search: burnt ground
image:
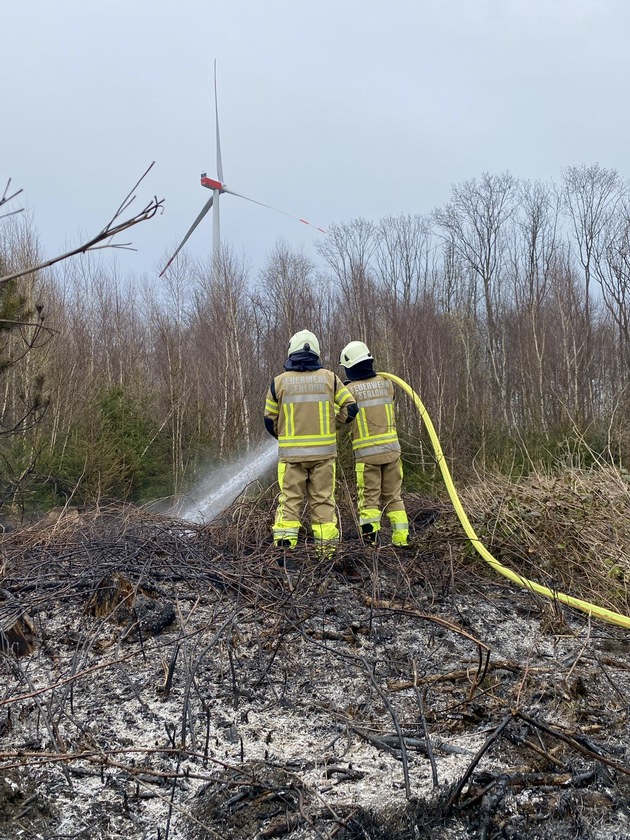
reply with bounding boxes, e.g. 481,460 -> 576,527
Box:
0,494 -> 629,840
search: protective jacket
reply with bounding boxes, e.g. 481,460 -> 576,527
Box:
264,354 -> 357,463
344,373 -> 401,465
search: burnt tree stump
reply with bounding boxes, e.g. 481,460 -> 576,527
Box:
0,589 -> 35,656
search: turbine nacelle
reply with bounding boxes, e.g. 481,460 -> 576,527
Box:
201,174 -> 225,193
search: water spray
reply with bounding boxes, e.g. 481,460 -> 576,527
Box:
178,438 -> 277,524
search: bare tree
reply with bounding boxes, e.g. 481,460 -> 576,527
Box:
593,196 -> 630,379
146,255 -> 197,492
253,241 -> 319,373
562,164 -> 622,420
0,164 -> 163,287
0,179 -> 24,220
434,172 -> 519,427
506,180 -> 561,432
375,213 -> 432,308
316,218 -> 379,340
192,249 -> 256,457
547,250 -> 587,427
374,213 -> 435,387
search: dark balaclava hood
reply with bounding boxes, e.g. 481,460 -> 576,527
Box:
284,350 -> 323,372
343,358 -> 377,381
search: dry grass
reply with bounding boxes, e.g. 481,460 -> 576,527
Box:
430,465 -> 630,618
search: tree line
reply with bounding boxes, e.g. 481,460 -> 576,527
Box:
2,163 -> 630,512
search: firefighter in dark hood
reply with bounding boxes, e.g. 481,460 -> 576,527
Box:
264,330 -> 358,559
340,340 -> 410,547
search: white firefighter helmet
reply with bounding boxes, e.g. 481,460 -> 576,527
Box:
288,329 -> 320,357
340,340 -> 373,368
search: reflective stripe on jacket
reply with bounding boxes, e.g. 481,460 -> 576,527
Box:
265,369 -> 356,462
345,375 -> 401,464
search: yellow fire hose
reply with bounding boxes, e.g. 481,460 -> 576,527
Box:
380,371 -> 630,630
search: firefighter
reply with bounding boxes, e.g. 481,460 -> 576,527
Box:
264,330 -> 358,558
339,340 -> 410,547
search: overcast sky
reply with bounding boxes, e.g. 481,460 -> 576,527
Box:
3,0 -> 630,281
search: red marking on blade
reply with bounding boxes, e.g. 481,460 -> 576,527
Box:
297,218 -> 327,233
201,176 -> 223,191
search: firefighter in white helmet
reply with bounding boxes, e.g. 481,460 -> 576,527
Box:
339,340 -> 410,547
264,330 -> 358,559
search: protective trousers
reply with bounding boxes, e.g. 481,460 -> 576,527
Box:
273,458 -> 339,558
355,459 -> 409,546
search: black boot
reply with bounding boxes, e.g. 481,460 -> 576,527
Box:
361,524 -> 379,546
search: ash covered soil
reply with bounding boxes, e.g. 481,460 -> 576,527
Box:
1,495 -> 629,840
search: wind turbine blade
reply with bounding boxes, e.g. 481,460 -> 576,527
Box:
214,60 -> 224,184
159,195 -> 214,276
223,187 -> 327,233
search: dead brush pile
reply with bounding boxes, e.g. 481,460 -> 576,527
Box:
432,465 -> 630,618
0,474 -> 628,839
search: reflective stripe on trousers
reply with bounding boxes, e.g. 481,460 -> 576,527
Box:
273,458 -> 338,550
387,509 -> 410,546
355,459 -> 408,544
312,521 -> 339,558
356,463 -> 382,533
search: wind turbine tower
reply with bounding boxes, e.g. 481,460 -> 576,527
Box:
160,62 -> 325,277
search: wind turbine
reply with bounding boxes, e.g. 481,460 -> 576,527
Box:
160,62 -> 325,277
